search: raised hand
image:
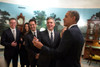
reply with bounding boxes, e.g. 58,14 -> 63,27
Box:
32,37 -> 43,49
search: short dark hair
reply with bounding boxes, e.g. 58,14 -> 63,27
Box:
9,18 -> 17,23
68,10 -> 80,23
29,18 -> 36,24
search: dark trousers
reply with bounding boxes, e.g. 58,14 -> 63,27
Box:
21,65 -> 29,67
30,65 -> 38,67
4,54 -> 18,67
49,60 -> 56,67
28,58 -> 38,67
29,62 -> 38,67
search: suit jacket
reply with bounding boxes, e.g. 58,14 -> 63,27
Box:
25,30 -> 41,65
38,30 -> 60,67
1,28 -> 21,56
41,25 -> 84,67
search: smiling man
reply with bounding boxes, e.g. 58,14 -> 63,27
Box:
37,17 -> 61,67
24,19 -> 41,67
1,18 -> 21,67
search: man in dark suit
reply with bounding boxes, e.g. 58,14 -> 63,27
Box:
37,17 -> 60,67
1,18 -> 21,67
33,10 -> 84,67
25,19 -> 41,67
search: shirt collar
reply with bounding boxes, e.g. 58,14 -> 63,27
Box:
31,30 -> 37,37
47,29 -> 54,33
10,28 -> 16,31
31,30 -> 37,33
68,24 -> 77,29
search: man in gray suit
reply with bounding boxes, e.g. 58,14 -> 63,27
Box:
33,10 -> 84,67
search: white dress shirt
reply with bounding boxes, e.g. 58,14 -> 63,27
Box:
47,29 -> 54,41
31,30 -> 37,37
10,28 -> 16,40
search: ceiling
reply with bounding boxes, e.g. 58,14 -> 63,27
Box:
0,0 -> 100,8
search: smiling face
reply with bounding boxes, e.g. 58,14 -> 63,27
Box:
29,21 -> 37,31
25,24 -> 29,32
9,19 -> 17,29
46,18 -> 55,31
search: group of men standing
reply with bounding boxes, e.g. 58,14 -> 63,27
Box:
0,10 -> 84,67
1,16 -> 60,67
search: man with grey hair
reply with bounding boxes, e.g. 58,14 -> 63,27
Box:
33,10 -> 84,67
37,17 -> 61,67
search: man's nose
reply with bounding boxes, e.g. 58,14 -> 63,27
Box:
31,25 -> 34,27
63,18 -> 65,20
48,23 -> 51,25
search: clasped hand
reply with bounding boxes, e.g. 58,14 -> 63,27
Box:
11,41 -> 17,47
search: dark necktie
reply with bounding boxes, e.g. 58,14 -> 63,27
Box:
33,32 -> 36,37
51,32 -> 53,44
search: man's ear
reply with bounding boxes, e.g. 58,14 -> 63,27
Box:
73,16 -> 76,20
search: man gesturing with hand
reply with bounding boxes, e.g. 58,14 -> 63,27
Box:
33,10 -> 84,67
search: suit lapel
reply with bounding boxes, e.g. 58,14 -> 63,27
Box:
16,29 -> 18,41
53,31 -> 57,44
37,30 -> 40,39
29,31 -> 34,40
52,31 -> 58,47
45,30 -> 51,45
8,28 -> 15,41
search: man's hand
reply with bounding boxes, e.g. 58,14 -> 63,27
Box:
35,53 -> 40,59
32,37 -> 43,49
20,38 -> 23,41
11,41 -> 17,47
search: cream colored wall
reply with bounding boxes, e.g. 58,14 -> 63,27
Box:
0,0 -> 100,8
